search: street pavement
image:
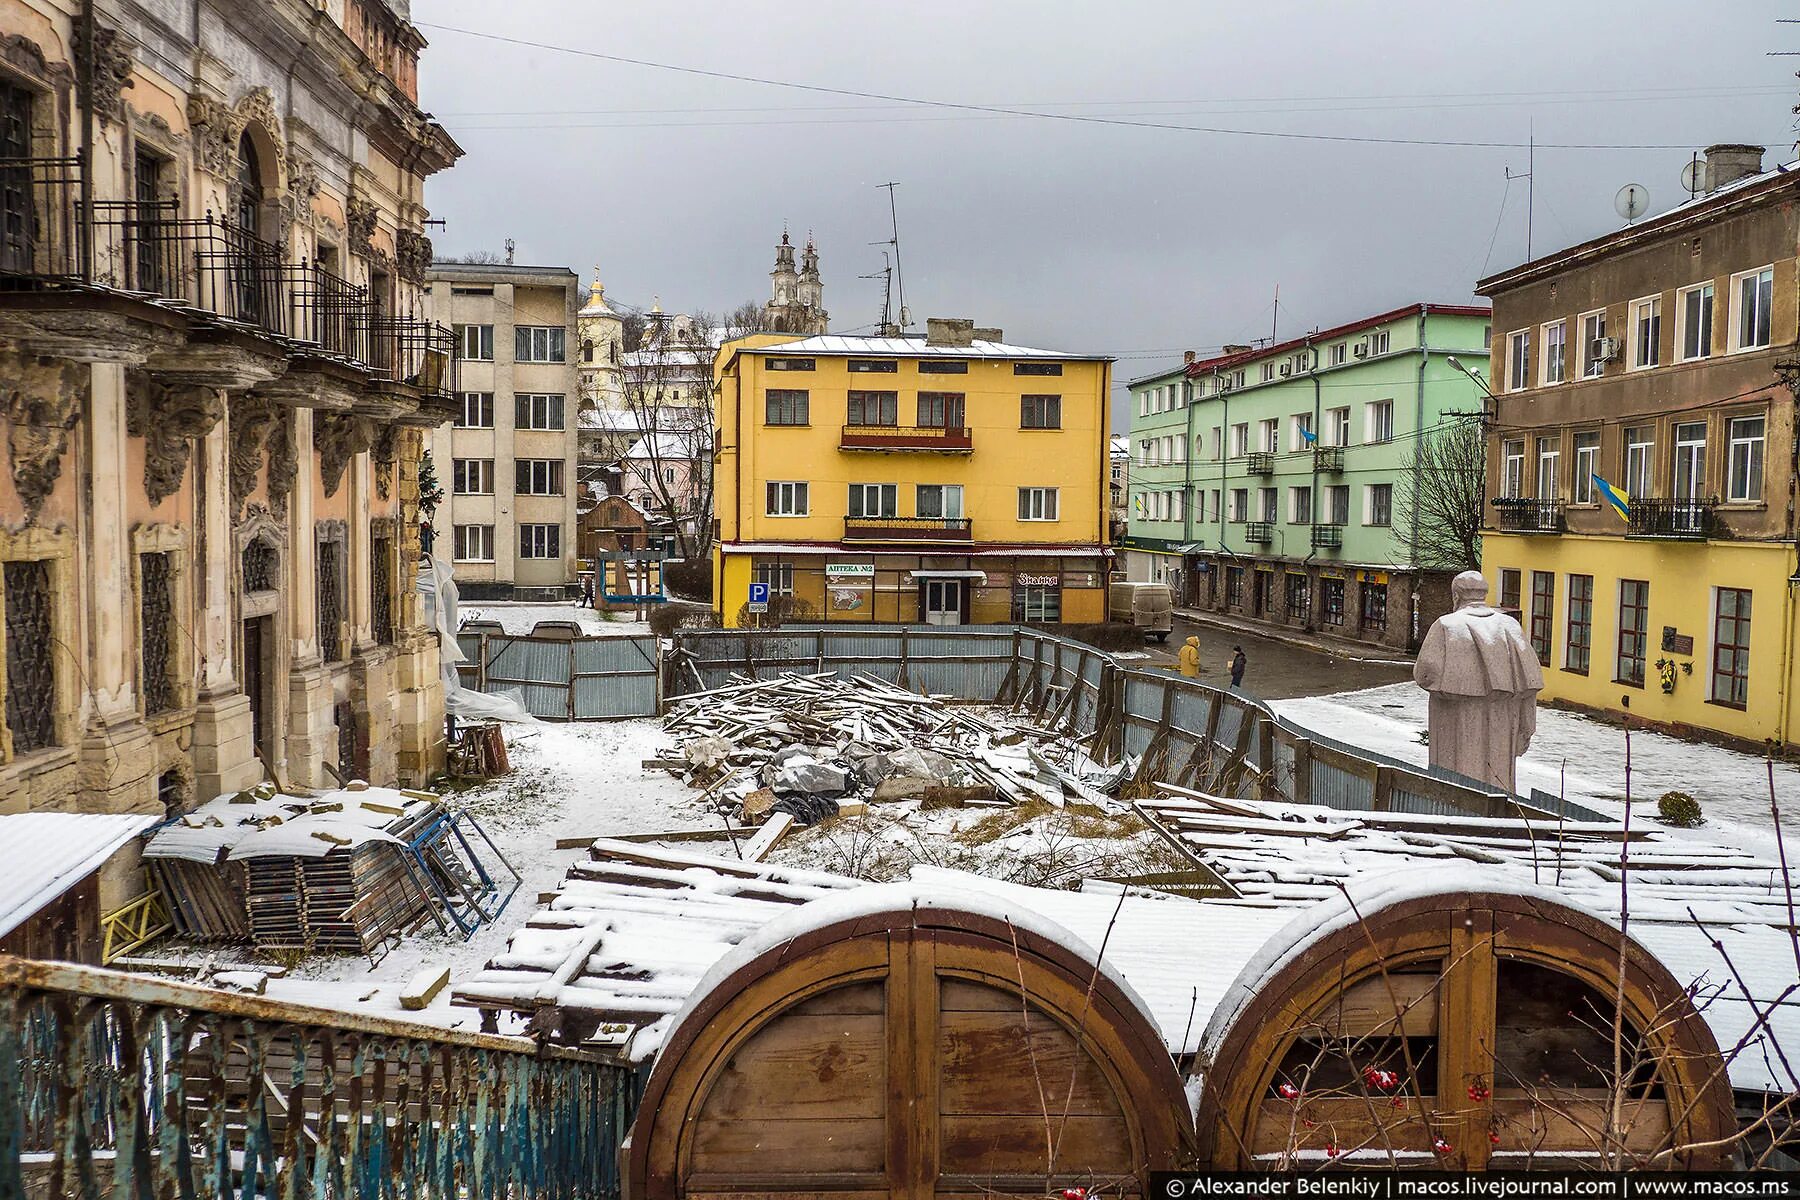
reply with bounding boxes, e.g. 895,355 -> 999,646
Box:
1127,614 -> 1413,701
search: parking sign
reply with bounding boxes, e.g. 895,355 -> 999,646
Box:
747,581 -> 770,613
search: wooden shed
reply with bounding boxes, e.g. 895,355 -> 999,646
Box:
624,886 -> 1194,1198
1193,883 -> 1736,1170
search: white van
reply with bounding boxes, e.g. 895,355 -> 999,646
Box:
1108,581 -> 1174,642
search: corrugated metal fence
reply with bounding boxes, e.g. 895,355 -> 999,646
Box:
456,632 -> 660,720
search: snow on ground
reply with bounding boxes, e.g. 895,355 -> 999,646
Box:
458,601 -> 651,638
1273,683 -> 1800,842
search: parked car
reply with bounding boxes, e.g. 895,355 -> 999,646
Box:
1108,581 -> 1173,642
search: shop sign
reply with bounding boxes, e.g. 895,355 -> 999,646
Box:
830,587 -> 866,611
1016,573 -> 1059,587
1321,567 -> 1347,579
1358,570 -> 1389,585
1254,563 -> 1277,573
826,562 -> 875,581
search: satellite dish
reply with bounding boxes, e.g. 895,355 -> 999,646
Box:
1680,157 -> 1709,197
1616,183 -> 1650,223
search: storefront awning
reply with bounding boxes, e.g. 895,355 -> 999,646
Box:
907,570 -> 988,582
1174,543 -> 1207,554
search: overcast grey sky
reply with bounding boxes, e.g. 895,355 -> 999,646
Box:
416,1 -> 1796,392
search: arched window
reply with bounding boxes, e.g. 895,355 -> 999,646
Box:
582,338 -> 594,363
234,132 -> 263,235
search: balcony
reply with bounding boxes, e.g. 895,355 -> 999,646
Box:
1244,521 -> 1274,546
1491,497 -> 1566,534
843,516 -> 973,542
1627,497 -> 1717,540
839,423 -> 973,453
1310,523 -> 1343,549
1312,446 -> 1344,473
1245,451 -> 1275,474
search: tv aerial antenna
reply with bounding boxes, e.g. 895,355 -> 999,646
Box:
1506,123 -> 1535,258
874,182 -> 910,329
1680,153 -> 1709,199
1615,183 -> 1650,225
859,252 -> 894,331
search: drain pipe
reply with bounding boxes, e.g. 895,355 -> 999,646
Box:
1410,306 -> 1430,651
78,0 -> 95,279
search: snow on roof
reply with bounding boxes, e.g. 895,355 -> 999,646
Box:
744,333 -> 1109,361
0,812 -> 160,938
579,408 -> 645,432
143,786 -> 435,864
623,430 -> 710,461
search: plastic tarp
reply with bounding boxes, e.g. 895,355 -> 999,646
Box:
418,553 -> 538,724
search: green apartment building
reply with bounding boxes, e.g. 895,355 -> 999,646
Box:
1120,303 -> 1491,650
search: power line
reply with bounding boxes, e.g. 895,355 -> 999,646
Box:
416,22 -> 1748,151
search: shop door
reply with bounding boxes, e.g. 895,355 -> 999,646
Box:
923,579 -> 963,625
1252,571 -> 1270,617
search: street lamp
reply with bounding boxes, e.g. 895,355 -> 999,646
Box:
1446,356 -> 1498,420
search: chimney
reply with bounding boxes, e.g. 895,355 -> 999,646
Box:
1704,144 -> 1765,191
1223,343 -> 1252,354
1182,350 -> 1196,365
972,327 -> 1003,343
925,317 -> 974,348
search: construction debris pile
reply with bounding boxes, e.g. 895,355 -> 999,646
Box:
143,782 -> 521,962
657,672 -> 1130,843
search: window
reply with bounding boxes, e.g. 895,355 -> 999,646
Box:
1011,580 -> 1061,622
1360,582 -> 1387,630
1541,320 -> 1567,384
1507,330 -> 1530,391
514,393 -> 565,430
1727,415 -> 1765,502
848,390 -> 898,426
754,562 -> 795,595
1624,427 -> 1653,497
1711,587 -> 1752,708
1229,424 -> 1249,456
515,325 -> 566,363
452,458 -> 494,494
453,524 -> 494,562
1365,483 -> 1392,527
1259,487 -> 1278,522
370,532 -> 393,647
1258,418 -> 1278,453
1230,369 -> 1246,389
316,535 -> 345,664
919,360 -> 967,374
1020,394 -> 1062,428
1678,282 -> 1714,361
1326,485 -> 1349,525
581,338 -> 594,363
456,392 -> 494,428
1329,343 -> 1347,367
1731,267 -> 1774,351
1631,296 -> 1661,369
516,459 -> 564,496
1017,487 -> 1059,521
1499,569 -> 1521,611
1225,566 -> 1245,607
1535,436 -> 1560,500
848,359 -> 897,373
1207,490 -> 1220,521
1528,571 -> 1554,666
1672,421 -> 1706,500
1015,361 -> 1063,376
765,389 -> 809,425
1289,486 -> 1313,525
519,523 -> 562,559
1228,489 -> 1249,522
848,483 -> 898,518
1369,330 -> 1390,355
1285,573 -> 1310,620
1321,577 -> 1346,626
1616,579 -> 1649,686
1501,439 -> 1525,499
455,324 -> 494,361
1208,427 -> 1222,459
1366,400 -> 1393,444
917,392 -> 964,428
1580,309 -> 1608,377
765,480 -> 809,516
1326,407 -> 1351,447
1289,413 -> 1312,452
139,552 -> 175,716
915,484 -> 964,519
1137,390 -> 1151,417
1572,432 -> 1600,504
767,357 -> 815,371
1565,574 -> 1593,674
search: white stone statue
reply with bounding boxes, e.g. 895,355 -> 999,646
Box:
1412,570 -> 1544,794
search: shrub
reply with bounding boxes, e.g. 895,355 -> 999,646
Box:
649,599 -> 715,637
663,557 -> 713,601
1657,790 -> 1703,827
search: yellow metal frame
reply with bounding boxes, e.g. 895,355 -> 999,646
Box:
100,878 -> 173,963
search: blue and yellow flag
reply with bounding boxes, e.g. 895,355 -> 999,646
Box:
1592,474 -> 1630,521
1300,427 -> 1318,446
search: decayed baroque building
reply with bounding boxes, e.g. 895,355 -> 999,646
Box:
0,0 -> 461,820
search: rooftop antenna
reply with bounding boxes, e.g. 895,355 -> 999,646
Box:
1270,283 -> 1279,345
877,182 -> 910,329
1680,152 -> 1709,199
1615,182 -> 1650,225
859,251 -> 894,331
504,237 -> 515,265
1506,121 -> 1534,259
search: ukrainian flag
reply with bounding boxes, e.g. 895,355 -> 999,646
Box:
1592,474 -> 1631,521
1300,427 -> 1318,445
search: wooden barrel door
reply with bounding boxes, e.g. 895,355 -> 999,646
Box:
626,904 -> 1193,1199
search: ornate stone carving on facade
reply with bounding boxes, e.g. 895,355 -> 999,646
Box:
394,229 -> 432,285
72,21 -> 134,118
229,399 -> 279,516
125,373 -> 225,505
265,409 -> 297,510
186,94 -> 235,177
234,87 -> 284,171
3,356 -> 85,524
283,145 -> 320,236
315,413 -> 369,499
371,424 -> 398,500
346,194 -> 378,257
2,34 -> 71,90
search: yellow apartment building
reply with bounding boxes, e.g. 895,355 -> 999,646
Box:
713,319 -> 1113,626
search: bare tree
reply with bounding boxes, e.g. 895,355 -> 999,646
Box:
618,313 -> 717,561
1395,415 -> 1484,571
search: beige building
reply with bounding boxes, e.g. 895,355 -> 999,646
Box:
0,0 -> 459,831
426,263 -> 581,599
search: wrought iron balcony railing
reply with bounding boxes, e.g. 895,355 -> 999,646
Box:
368,312 -> 458,399
1627,497 -> 1717,540
1245,451 -> 1275,474
1491,497 -> 1566,533
839,423 -> 973,452
1310,523 -> 1343,549
1312,446 -> 1345,473
843,515 -> 973,541
288,258 -> 372,362
0,155 -> 83,285
1244,521 -> 1274,545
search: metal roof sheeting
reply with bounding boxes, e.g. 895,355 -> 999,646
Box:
0,812 -> 160,938
744,334 -> 1109,361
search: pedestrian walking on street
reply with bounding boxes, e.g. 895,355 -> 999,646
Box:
1229,645 -> 1247,690
1177,635 -> 1201,678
